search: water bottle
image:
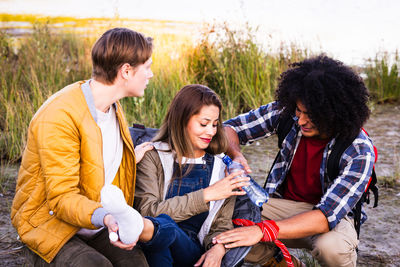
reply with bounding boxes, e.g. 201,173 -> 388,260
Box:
222,155 -> 269,207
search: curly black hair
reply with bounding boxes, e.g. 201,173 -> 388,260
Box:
276,54 -> 370,139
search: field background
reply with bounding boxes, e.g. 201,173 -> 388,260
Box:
1,10 -> 400,266
1,14 -> 400,162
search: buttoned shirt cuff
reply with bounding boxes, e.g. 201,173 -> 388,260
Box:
92,207 -> 108,228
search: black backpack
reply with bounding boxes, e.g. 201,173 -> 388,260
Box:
265,114 -> 378,238
129,123 -> 159,146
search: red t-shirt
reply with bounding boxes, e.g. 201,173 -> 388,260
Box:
282,136 -> 329,205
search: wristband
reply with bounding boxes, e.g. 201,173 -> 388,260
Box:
233,218 -> 294,267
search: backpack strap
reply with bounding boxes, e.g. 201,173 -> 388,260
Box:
367,168 -> 379,208
326,137 -> 354,181
328,129 -> 379,239
263,113 -> 294,188
361,128 -> 379,208
353,194 -> 364,240
329,130 -> 378,208
277,113 -> 295,149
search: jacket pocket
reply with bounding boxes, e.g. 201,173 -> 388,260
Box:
28,201 -> 54,228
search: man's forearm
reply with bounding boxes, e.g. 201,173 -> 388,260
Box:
224,126 -> 253,172
224,126 -> 242,158
276,209 -> 329,239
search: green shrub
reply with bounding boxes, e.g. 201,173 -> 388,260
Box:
364,51 -> 400,103
0,23 -> 92,161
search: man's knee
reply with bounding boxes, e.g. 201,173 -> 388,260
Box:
69,250 -> 113,267
312,228 -> 358,267
111,246 -> 148,267
59,236 -> 115,267
23,236 -> 114,267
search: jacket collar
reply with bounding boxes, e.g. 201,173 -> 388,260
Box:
81,79 -> 117,123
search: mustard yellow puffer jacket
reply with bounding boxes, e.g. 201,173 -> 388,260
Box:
10,81 -> 136,263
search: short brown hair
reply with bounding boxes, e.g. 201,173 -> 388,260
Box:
91,28 -> 153,84
154,84 -> 228,177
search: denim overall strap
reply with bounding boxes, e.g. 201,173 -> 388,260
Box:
165,153 -> 214,241
166,153 -> 213,197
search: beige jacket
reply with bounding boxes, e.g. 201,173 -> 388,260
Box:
134,148 -> 235,249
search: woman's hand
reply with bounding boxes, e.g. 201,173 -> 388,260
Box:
212,225 -> 263,248
194,243 -> 225,267
104,214 -> 138,250
203,170 -> 250,203
134,142 -> 154,163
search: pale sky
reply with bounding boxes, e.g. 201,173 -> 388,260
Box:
1,0 -> 400,65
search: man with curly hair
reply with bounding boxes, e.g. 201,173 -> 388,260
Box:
214,55 -> 375,267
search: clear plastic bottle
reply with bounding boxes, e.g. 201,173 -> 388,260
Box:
222,155 -> 269,207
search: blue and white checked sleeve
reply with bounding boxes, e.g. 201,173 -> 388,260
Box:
316,132 -> 375,229
224,101 -> 282,145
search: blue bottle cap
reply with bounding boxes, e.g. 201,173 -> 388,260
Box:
221,154 -> 232,165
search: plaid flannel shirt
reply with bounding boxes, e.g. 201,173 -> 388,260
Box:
224,101 -> 375,229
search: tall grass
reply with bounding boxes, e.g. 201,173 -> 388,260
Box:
0,23 -> 92,161
188,23 -> 308,116
364,51 -> 400,103
1,21 -> 400,163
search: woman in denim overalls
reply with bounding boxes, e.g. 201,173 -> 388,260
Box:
135,85 -> 250,267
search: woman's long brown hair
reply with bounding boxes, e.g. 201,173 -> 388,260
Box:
153,84 -> 228,178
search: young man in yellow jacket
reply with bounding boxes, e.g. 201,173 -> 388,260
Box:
11,28 -> 155,266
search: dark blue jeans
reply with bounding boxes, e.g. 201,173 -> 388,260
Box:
141,214 -> 204,267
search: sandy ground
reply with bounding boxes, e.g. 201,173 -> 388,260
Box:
0,104 -> 399,266
0,181 -> 25,266
357,104 -> 400,266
